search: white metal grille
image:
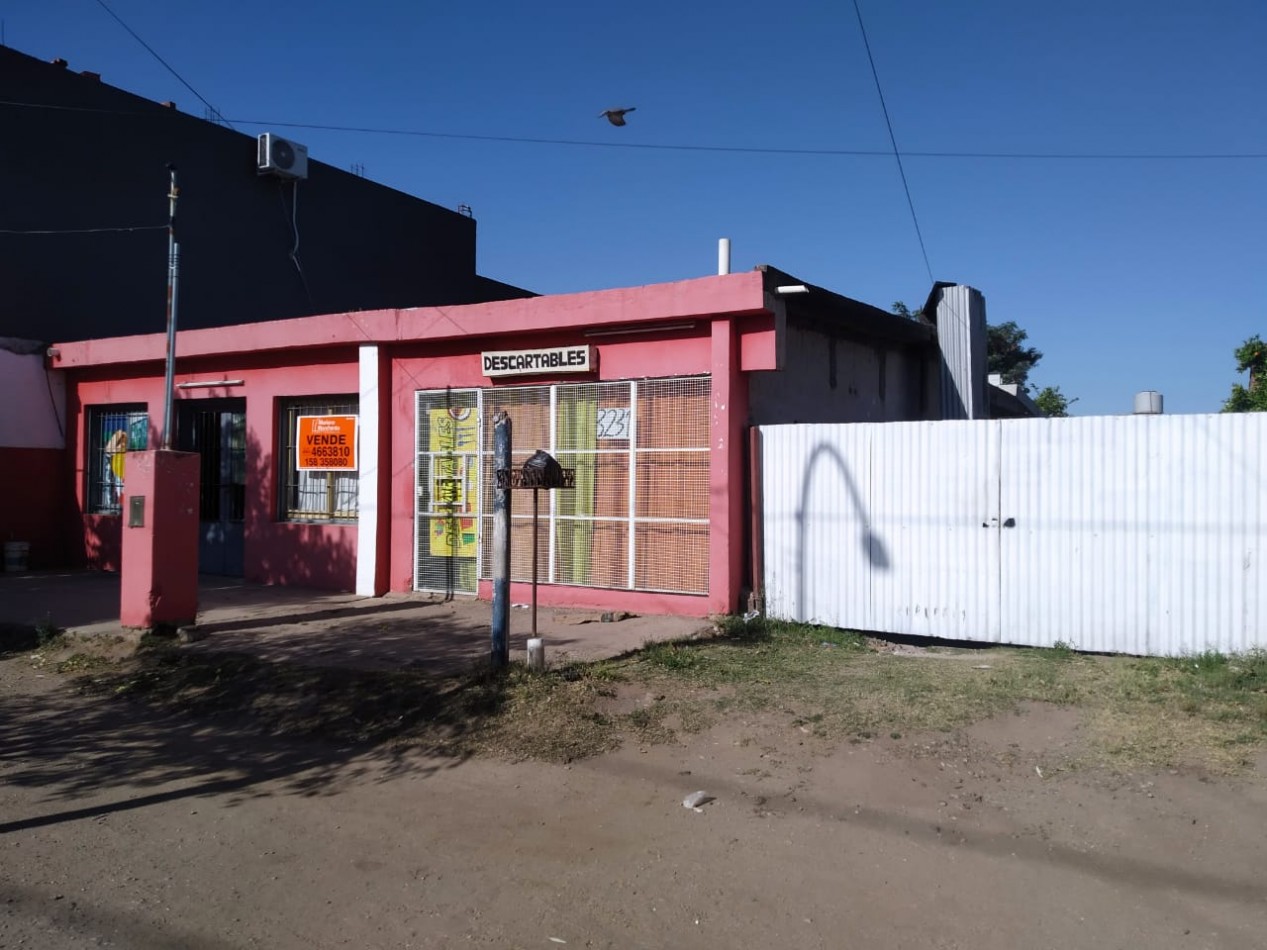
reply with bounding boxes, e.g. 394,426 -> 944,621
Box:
414,390 -> 482,595
413,377 -> 711,596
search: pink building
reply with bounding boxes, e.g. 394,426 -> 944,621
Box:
51,267 -> 938,617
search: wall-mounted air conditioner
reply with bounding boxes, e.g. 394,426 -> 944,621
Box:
257,133 -> 309,180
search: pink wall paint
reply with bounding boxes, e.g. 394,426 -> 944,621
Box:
709,318 -> 750,616
386,325 -> 725,601
119,450 -> 200,628
52,273 -> 769,369
69,356 -> 360,590
58,272 -> 777,614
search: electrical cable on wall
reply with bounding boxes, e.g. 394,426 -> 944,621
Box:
0,224 -> 166,234
277,180 -> 315,311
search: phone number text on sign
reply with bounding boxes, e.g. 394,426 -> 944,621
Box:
296,415 -> 359,471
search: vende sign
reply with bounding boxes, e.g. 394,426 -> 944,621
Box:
296,415 -> 358,471
481,345 -> 595,378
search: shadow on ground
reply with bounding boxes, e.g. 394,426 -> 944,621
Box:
0,646 -> 519,835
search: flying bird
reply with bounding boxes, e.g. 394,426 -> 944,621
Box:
599,107 -> 636,127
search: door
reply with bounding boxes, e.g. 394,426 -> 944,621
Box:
177,399 -> 247,576
414,390 -> 482,595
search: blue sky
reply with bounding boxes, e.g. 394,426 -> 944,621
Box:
5,0 -> 1265,415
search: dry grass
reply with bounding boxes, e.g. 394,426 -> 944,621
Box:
47,619 -> 1267,773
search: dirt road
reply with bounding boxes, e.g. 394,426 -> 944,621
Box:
2,655 -> 1264,950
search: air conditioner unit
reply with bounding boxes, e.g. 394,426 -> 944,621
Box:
257,133 -> 308,180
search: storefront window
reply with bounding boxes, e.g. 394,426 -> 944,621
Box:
413,376 -> 710,596
278,397 -> 359,522
86,405 -> 149,515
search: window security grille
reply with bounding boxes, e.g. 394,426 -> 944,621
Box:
86,405 -> 149,515
279,398 -> 358,522
413,377 -> 710,597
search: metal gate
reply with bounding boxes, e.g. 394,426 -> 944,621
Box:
415,390 -> 483,595
760,415 -> 1267,656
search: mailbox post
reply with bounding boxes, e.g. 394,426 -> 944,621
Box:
494,446 -> 576,641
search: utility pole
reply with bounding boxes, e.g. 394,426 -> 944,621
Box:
490,411 -> 512,668
160,165 -> 180,449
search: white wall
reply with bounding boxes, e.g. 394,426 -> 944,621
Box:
0,344 -> 65,449
760,413 -> 1267,657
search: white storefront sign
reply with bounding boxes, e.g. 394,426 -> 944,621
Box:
481,345 -> 595,378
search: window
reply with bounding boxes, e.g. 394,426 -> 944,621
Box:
412,376 -> 711,597
86,405 -> 149,515
279,397 -> 359,522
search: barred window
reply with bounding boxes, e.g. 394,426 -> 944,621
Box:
279,397 -> 359,522
86,405 -> 149,515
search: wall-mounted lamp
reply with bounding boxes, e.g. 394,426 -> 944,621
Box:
775,285 -> 810,295
176,379 -> 245,389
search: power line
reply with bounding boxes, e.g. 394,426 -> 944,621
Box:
0,224 -> 167,234
852,0 -> 933,285
1,98 -> 1265,161
91,0 -> 233,129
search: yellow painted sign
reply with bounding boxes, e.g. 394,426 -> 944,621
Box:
297,415 -> 358,471
430,515 -> 478,558
427,407 -> 478,558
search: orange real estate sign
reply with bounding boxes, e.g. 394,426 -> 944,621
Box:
296,415 -> 358,471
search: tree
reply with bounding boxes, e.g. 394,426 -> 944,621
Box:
985,321 -> 1042,388
892,302 -> 1073,416
1222,335 -> 1267,412
1034,385 -> 1076,418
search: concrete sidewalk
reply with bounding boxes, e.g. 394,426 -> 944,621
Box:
0,571 -> 712,672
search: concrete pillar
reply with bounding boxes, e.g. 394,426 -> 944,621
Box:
709,317 -> 747,615
356,344 -> 391,597
120,449 -> 200,630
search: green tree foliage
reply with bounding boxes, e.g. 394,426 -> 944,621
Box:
893,302 -> 1073,416
1034,385 -> 1076,418
986,321 -> 1043,387
1222,335 -> 1267,412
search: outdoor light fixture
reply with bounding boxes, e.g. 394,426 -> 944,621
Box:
584,321 -> 696,338
175,379 -> 245,389
775,285 -> 810,295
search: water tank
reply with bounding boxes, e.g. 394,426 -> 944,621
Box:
1133,391 -> 1164,415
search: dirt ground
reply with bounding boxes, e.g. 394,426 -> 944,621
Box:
2,647 -> 1265,950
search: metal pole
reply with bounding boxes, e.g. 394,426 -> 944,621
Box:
531,488 -> 539,637
160,165 -> 180,449
490,412 -> 512,668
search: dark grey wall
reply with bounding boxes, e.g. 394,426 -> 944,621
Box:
0,47 -> 521,343
749,320 -> 934,425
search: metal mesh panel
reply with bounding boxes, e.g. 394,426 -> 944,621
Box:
279,398 -> 357,522
633,377 -> 711,593
464,376 -> 710,596
86,405 -> 148,515
415,390 -> 482,595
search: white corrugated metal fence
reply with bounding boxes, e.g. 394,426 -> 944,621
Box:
759,414 -> 1266,656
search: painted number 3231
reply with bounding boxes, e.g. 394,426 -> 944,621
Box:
596,408 -> 631,440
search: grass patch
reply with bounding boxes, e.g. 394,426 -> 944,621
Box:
57,619 -> 1267,773
622,623 -> 1267,772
